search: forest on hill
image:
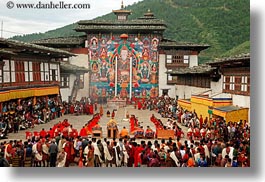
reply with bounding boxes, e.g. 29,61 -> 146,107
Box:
11,0 -> 250,63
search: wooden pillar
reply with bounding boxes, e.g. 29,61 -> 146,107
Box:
17,99 -> 21,106
33,97 -> 36,105
0,102 -> 2,114
45,96 -> 49,108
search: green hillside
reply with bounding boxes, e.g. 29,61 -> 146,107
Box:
221,41 -> 250,58
11,0 -> 250,62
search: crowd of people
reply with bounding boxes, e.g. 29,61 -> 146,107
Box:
0,96 -> 62,137
0,96 -> 98,139
0,94 -> 250,167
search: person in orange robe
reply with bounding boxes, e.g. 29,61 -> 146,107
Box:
120,126 -> 129,138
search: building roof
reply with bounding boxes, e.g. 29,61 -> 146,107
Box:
112,0 -> 132,15
207,53 -> 250,66
213,105 -> 248,112
112,9 -> 132,14
75,18 -> 167,33
60,62 -> 89,73
0,49 -> 16,55
31,36 -> 86,46
160,39 -> 210,51
166,65 -> 214,75
0,38 -> 75,58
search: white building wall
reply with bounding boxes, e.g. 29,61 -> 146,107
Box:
210,75 -> 223,94
189,55 -> 198,68
232,95 -> 250,108
159,54 -> 176,98
68,54 -> 89,100
175,85 -> 211,99
60,74 -> 76,102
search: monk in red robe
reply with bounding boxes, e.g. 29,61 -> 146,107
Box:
47,128 -> 54,138
70,104 -> 75,114
134,144 -> 144,167
130,116 -> 135,133
40,128 -> 47,139
79,126 -> 87,137
4,140 -> 13,163
63,139 -> 71,167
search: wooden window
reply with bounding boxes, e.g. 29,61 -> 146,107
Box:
32,62 -> 41,82
15,61 -> 25,83
166,55 -> 172,64
183,55 -> 189,64
60,75 -> 69,88
223,74 -> 250,95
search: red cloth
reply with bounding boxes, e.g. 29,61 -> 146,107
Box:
134,146 -> 144,167
70,105 -> 74,114
79,128 -> 87,137
130,117 -> 135,132
137,101 -> 142,110
40,130 -> 47,138
89,105 -> 94,114
47,130 -> 54,138
64,141 -> 71,160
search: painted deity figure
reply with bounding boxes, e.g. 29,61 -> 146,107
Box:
150,87 -> 158,98
91,62 -> 99,82
140,61 -> 150,83
100,61 -> 108,82
120,48 -> 130,70
120,88 -> 128,98
150,64 -> 157,84
151,38 -> 159,51
90,37 -> 98,50
142,48 -> 149,61
100,47 -> 108,60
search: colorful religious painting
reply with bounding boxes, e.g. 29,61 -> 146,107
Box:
100,47 -> 108,60
91,61 -> 100,82
150,86 -> 159,98
88,33 -> 160,99
139,61 -> 151,83
151,51 -> 158,62
120,87 -> 128,98
91,86 -> 99,100
99,60 -> 109,82
150,63 -> 158,84
100,38 -> 107,47
142,48 -> 150,61
151,38 -> 159,51
143,37 -> 150,49
90,37 -> 98,50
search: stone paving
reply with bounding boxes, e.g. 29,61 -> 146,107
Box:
1,104 -> 189,143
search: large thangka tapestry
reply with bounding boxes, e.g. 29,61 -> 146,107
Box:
89,34 -> 160,100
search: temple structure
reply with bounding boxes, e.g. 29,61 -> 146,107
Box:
33,3 -> 209,102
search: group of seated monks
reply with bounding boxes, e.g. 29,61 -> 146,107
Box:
79,113 -> 101,137
129,115 -> 155,139
27,119 -> 79,140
